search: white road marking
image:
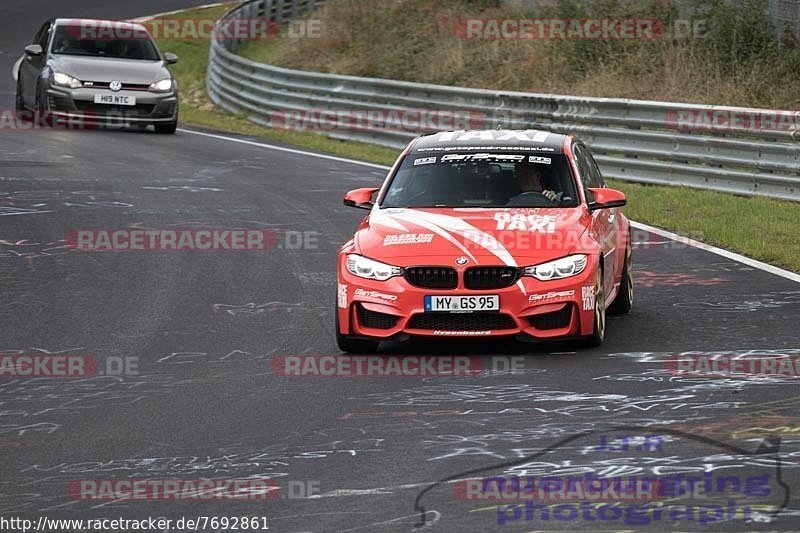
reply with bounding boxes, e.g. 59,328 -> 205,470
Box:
130,1 -> 232,22
630,221 -> 800,284
178,128 -> 800,283
178,128 -> 391,170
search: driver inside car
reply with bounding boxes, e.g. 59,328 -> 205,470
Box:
506,160 -> 559,205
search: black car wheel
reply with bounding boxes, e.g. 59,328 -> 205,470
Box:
15,77 -> 25,111
581,267 -> 606,347
34,85 -> 48,126
608,241 -> 633,315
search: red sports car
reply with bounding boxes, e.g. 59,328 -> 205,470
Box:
336,130 -> 632,352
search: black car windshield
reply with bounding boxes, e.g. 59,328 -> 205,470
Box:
380,152 -> 579,208
51,25 -> 161,60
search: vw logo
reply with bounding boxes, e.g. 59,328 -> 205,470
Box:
455,256 -> 468,265
109,80 -> 122,92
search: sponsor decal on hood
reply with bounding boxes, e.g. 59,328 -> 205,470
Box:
359,207 -> 588,264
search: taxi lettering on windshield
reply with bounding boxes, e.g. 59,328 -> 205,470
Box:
494,212 -> 557,233
434,130 -> 550,142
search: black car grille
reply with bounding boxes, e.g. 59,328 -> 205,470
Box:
74,102 -> 156,117
464,266 -> 521,289
48,95 -> 72,110
407,312 -> 516,331
83,81 -> 151,91
356,304 -> 399,330
527,305 -> 573,330
404,267 -> 458,289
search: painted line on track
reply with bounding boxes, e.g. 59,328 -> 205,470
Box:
178,128 -> 392,170
629,220 -> 800,284
179,127 -> 800,284
131,1 -> 234,22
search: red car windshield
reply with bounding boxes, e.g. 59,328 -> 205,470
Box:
381,152 -> 579,208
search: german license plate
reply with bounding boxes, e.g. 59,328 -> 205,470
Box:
424,295 -> 499,313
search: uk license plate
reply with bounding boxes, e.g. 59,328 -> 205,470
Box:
93,94 -> 135,106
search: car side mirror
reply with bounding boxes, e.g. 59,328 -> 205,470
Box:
343,187 -> 379,210
24,44 -> 43,56
587,187 -> 626,211
164,53 -> 179,64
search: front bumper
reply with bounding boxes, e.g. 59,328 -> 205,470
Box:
44,86 -> 178,126
337,257 -> 598,341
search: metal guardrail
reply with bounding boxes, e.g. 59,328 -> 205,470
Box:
207,0 -> 800,201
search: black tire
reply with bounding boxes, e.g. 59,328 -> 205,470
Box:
581,267 -> 606,347
154,120 -> 177,134
35,85 -> 48,126
608,243 -> 633,315
15,77 -> 25,111
335,304 -> 380,353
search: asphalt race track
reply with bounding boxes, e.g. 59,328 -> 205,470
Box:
1,2 -> 799,532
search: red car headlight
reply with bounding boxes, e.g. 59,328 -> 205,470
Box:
345,254 -> 403,281
523,254 -> 588,281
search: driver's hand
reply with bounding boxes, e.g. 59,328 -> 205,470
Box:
542,190 -> 558,201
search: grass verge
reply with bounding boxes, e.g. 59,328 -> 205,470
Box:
154,5 -> 800,273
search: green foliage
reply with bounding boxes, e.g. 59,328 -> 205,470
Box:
696,0 -> 778,67
552,0 -> 676,80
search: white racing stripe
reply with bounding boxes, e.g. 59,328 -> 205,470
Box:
369,211 -> 409,233
178,128 -> 800,284
382,210 -> 478,264
405,210 -> 518,266
387,209 -> 527,294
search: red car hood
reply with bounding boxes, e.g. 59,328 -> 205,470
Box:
355,207 -> 590,267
